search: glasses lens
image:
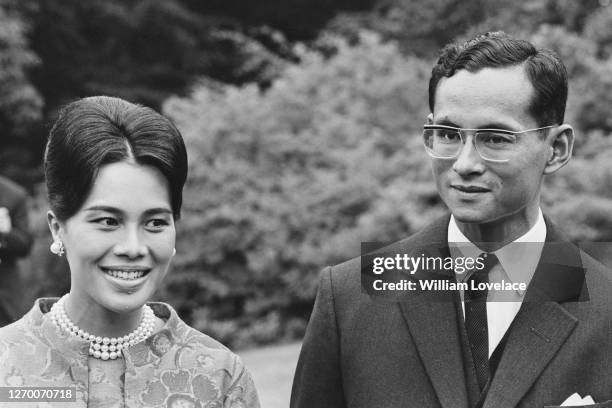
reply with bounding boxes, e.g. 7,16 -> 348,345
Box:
423,127 -> 462,158
475,131 -> 516,161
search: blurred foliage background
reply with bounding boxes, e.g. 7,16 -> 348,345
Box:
4,0 -> 612,348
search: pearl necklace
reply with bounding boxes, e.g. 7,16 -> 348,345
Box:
49,295 -> 155,360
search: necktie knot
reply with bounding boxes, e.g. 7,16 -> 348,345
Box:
479,252 -> 499,274
468,252 -> 499,283
466,253 -> 498,301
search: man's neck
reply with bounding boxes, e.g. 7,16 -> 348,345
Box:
454,207 -> 541,252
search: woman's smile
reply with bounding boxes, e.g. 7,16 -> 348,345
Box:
99,265 -> 152,281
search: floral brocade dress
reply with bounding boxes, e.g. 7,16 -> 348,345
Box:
0,298 -> 261,408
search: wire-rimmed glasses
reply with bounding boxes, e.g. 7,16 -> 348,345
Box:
423,124 -> 555,163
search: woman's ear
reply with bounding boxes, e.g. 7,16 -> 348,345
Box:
543,124 -> 574,175
426,113 -> 434,125
47,210 -> 62,241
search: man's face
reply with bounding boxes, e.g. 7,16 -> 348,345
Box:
431,65 -> 552,226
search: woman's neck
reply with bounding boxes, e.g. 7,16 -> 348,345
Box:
63,293 -> 144,338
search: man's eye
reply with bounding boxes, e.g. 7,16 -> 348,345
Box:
435,130 -> 460,142
480,132 -> 514,145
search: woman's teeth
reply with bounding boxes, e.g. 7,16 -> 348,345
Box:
105,270 -> 146,280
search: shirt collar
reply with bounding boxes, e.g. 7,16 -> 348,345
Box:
448,208 -> 547,295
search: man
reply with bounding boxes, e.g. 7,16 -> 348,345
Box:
291,32 -> 612,408
0,174 -> 33,326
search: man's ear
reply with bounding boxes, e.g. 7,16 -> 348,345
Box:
47,210 -> 62,241
543,124 -> 574,174
426,113 -> 434,125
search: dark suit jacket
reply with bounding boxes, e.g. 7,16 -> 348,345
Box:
291,215 -> 612,408
0,176 -> 33,323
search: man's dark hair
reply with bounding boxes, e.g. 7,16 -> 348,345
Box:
428,31 -> 568,126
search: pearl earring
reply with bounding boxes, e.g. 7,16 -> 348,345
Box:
172,248 -> 177,257
50,240 -> 65,256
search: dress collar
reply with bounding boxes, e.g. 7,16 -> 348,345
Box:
26,298 -> 183,364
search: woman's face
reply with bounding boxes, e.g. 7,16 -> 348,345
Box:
49,161 -> 176,314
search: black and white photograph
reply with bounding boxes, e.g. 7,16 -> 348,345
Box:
0,1 -> 611,407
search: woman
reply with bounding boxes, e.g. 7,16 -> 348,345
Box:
0,96 -> 260,407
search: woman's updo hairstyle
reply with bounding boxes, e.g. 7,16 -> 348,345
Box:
45,96 -> 188,221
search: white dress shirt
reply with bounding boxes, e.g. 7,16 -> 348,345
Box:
448,209 -> 546,357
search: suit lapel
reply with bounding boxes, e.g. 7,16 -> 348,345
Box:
400,294 -> 471,408
482,220 -> 585,408
396,216 -> 471,408
482,302 -> 577,408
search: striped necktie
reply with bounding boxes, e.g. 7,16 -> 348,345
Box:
465,252 -> 499,391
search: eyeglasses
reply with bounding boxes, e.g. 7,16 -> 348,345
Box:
423,124 -> 556,163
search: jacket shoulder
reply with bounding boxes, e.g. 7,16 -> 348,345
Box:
580,250 -> 612,308
129,314 -> 260,407
324,215 -> 450,296
163,310 -> 246,372
0,312 -> 34,342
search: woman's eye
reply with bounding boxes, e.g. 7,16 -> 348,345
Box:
145,219 -> 169,230
93,217 -> 119,227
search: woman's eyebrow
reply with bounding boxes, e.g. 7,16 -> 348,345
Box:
83,205 -> 121,214
142,208 -> 173,216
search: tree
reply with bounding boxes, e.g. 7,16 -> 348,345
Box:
531,24 -> 612,135
0,0 -> 43,180
328,0 -> 487,57
24,0 -> 289,114
178,0 -> 376,41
